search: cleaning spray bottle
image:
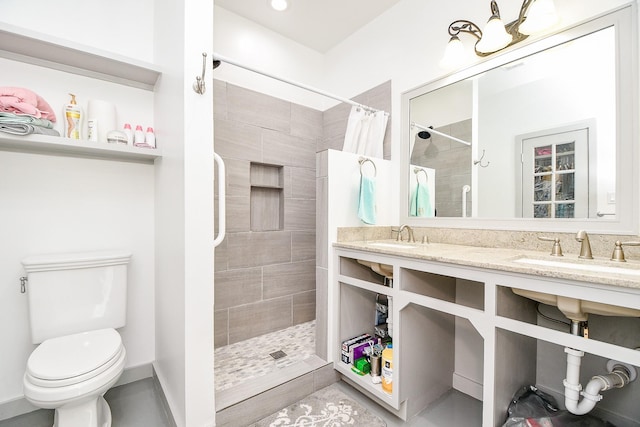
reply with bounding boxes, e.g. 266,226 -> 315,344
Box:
63,94 -> 83,139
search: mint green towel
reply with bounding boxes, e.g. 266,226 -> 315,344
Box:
358,175 -> 377,224
410,183 -> 433,217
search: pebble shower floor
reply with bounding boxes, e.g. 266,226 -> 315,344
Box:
214,320 -> 316,392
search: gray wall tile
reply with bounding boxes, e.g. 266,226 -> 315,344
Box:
214,118 -> 263,162
291,103 -> 323,141
215,267 -> 263,310
227,231 -> 292,269
213,80 -> 228,121
293,290 -> 316,325
263,260 -> 316,300
224,158 -> 250,198
263,129 -> 316,169
284,198 -> 316,231
315,267 -> 328,359
226,196 -> 251,233
291,231 -> 315,262
291,167 -> 316,199
215,309 -> 229,348
228,297 -> 292,344
227,84 -> 291,132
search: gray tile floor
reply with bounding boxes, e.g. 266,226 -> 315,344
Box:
0,377 -> 482,427
0,378 -> 173,427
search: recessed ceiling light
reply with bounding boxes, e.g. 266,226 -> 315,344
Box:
269,0 -> 289,12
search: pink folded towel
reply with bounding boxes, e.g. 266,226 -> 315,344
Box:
0,87 -> 57,122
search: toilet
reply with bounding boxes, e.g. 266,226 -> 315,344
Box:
21,250 -> 132,427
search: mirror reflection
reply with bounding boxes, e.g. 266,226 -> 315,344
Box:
409,25 -> 616,220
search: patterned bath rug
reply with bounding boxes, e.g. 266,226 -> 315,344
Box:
250,383 -> 387,427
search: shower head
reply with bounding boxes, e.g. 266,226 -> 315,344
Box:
417,129 -> 431,139
213,59 -> 221,70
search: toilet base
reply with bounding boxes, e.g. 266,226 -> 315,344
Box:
53,395 -> 112,427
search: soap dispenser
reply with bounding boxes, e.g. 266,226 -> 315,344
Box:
63,93 -> 83,139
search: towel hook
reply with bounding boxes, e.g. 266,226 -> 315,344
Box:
414,167 -> 428,184
193,52 -> 207,95
473,149 -> 490,168
358,157 -> 377,177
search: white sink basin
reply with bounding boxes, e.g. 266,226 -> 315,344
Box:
514,257 -> 640,277
368,242 -> 418,250
512,257 -> 640,321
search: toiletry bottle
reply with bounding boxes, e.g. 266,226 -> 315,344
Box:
381,343 -> 393,394
134,125 -> 145,147
123,123 -> 133,145
63,93 -> 83,139
145,127 -> 156,148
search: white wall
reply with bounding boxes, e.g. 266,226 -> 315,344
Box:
0,0 -> 154,61
213,6 -> 327,110
153,0 -> 215,426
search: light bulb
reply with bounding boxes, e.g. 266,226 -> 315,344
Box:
476,16 -> 512,54
440,36 -> 469,69
519,0 -> 558,35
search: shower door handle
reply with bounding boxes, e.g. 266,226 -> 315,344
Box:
213,152 -> 226,247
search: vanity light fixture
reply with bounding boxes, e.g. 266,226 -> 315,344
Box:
442,0 -> 558,67
269,0 -> 289,12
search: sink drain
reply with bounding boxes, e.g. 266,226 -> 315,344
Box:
269,350 -> 287,360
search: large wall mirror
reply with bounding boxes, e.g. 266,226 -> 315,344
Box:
401,5 -> 638,235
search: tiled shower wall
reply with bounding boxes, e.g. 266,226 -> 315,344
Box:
213,80 -> 321,347
410,118 -> 471,217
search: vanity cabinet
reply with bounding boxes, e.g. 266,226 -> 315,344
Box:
333,246 -> 640,426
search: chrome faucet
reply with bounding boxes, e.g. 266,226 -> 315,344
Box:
394,224 -> 416,243
575,230 -> 593,259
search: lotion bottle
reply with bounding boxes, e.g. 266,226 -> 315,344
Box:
63,93 -> 83,139
123,123 -> 133,145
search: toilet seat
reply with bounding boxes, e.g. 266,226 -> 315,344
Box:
26,328 -> 123,388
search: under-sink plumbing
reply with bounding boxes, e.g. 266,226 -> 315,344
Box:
562,320 -> 637,416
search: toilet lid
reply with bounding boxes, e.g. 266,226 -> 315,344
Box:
27,328 -> 122,381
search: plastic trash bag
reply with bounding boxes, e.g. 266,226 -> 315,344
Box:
502,385 -> 616,427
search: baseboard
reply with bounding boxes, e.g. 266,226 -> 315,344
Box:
0,363 -> 155,422
452,373 -> 484,401
0,396 -> 39,422
152,366 -> 178,427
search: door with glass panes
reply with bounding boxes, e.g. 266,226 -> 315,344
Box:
520,128 -> 589,218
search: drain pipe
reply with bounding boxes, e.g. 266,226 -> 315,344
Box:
563,321 -> 637,415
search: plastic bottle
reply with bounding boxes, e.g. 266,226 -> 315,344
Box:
123,123 -> 133,145
63,93 -> 83,139
381,343 -> 393,394
145,127 -> 156,148
134,125 -> 145,147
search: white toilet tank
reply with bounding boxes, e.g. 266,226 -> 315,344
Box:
22,250 -> 132,344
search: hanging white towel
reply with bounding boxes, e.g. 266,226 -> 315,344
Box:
342,106 -> 387,159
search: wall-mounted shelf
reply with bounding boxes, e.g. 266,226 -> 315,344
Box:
0,23 -> 161,90
0,133 -> 161,164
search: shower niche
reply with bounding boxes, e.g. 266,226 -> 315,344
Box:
250,162 -> 284,231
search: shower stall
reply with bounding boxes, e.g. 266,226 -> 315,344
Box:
210,56 -> 391,422
212,78 -> 322,413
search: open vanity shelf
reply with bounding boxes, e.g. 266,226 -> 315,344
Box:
333,246 -> 640,426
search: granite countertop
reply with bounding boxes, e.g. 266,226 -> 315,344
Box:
334,240 -> 640,291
